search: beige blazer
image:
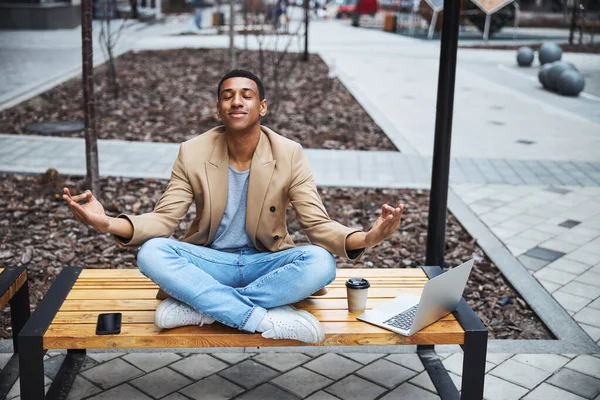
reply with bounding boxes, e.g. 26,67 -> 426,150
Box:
115,125 -> 364,260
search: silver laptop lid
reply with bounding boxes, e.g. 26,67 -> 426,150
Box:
408,259 -> 475,335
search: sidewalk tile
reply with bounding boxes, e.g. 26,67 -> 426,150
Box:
130,367 -> 192,398
539,279 -> 561,293
87,352 -> 125,363
81,358 -> 144,389
512,354 -> 570,373
505,237 -> 541,251
547,368 -> 600,398
442,353 -> 494,376
590,297 -> 600,309
122,352 -> 181,372
518,255 -> 550,272
409,371 -> 437,393
482,374 -> 528,400
271,367 -> 333,398
380,383 -> 440,400
522,383 -> 586,400
491,227 -> 518,240
86,384 -> 152,400
526,247 -> 566,262
546,259 -> 591,275
356,359 -> 416,389
489,359 -> 551,389
237,383 -> 299,400
565,355 -> 600,379
581,324 -> 600,341
534,267 -> 577,285
552,291 -> 592,312
565,250 -> 600,266
560,281 -> 600,299
304,354 -> 362,380
65,377 -> 102,400
160,393 -> 190,400
305,391 -> 340,400
179,374 -> 244,400
218,360 -> 279,389
252,353 -> 311,372
170,354 -> 228,380
385,353 -> 424,372
573,307 -> 600,328
580,242 -> 600,256
325,375 -> 386,400
212,353 -> 255,364
486,354 -> 514,365
575,271 -> 600,287
341,353 -> 386,365
540,240 -> 580,254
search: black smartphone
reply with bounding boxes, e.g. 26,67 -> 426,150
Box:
96,313 -> 122,335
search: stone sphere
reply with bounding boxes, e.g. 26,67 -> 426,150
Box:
538,62 -> 555,89
547,61 -> 577,91
539,43 -> 562,65
558,69 -> 585,96
517,47 -> 535,67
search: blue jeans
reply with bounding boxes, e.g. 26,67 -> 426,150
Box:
137,238 -> 337,333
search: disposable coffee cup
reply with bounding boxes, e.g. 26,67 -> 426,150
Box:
346,278 -> 370,312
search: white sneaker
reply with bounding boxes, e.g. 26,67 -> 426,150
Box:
154,297 -> 215,329
261,305 -> 325,344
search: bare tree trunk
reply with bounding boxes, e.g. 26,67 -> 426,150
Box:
81,0 -> 100,196
229,0 -> 236,70
303,0 -> 309,61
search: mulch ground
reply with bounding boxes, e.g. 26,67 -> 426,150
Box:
0,49 -> 396,151
0,171 -> 553,340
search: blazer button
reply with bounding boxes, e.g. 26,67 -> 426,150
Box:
273,235 -> 279,241
270,206 -> 276,212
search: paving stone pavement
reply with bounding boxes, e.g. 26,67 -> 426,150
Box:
3,351 -> 600,399
2,14 -> 600,400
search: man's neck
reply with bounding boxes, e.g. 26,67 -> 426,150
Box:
224,124 -> 261,170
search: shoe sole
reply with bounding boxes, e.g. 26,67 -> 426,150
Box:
292,307 -> 325,343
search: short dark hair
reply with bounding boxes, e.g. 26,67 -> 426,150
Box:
217,69 -> 265,101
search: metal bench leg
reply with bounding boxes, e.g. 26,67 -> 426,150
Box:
18,267 -> 83,400
19,334 -> 45,400
418,345 -> 460,400
460,329 -> 487,400
10,278 -> 31,353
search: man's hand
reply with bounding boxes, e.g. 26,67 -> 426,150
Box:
62,187 -> 110,233
364,203 -> 404,248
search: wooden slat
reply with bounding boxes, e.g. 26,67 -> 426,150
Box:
59,299 -> 161,311
52,309 -> 457,324
43,320 -> 464,349
0,268 -> 27,310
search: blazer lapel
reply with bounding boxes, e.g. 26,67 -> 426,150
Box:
206,133 -> 229,244
247,128 -> 276,246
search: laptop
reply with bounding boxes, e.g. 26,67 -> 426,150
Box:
357,259 -> 474,336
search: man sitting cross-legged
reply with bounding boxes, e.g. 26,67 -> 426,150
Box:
62,69 -> 404,344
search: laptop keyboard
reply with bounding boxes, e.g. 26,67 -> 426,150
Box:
383,304 -> 419,331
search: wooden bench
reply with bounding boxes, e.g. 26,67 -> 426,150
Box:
19,266 -> 487,400
0,266 -> 30,399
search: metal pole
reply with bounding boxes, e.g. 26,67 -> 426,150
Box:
81,0 -> 100,196
303,0 -> 309,61
425,0 -> 461,268
229,0 -> 236,70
